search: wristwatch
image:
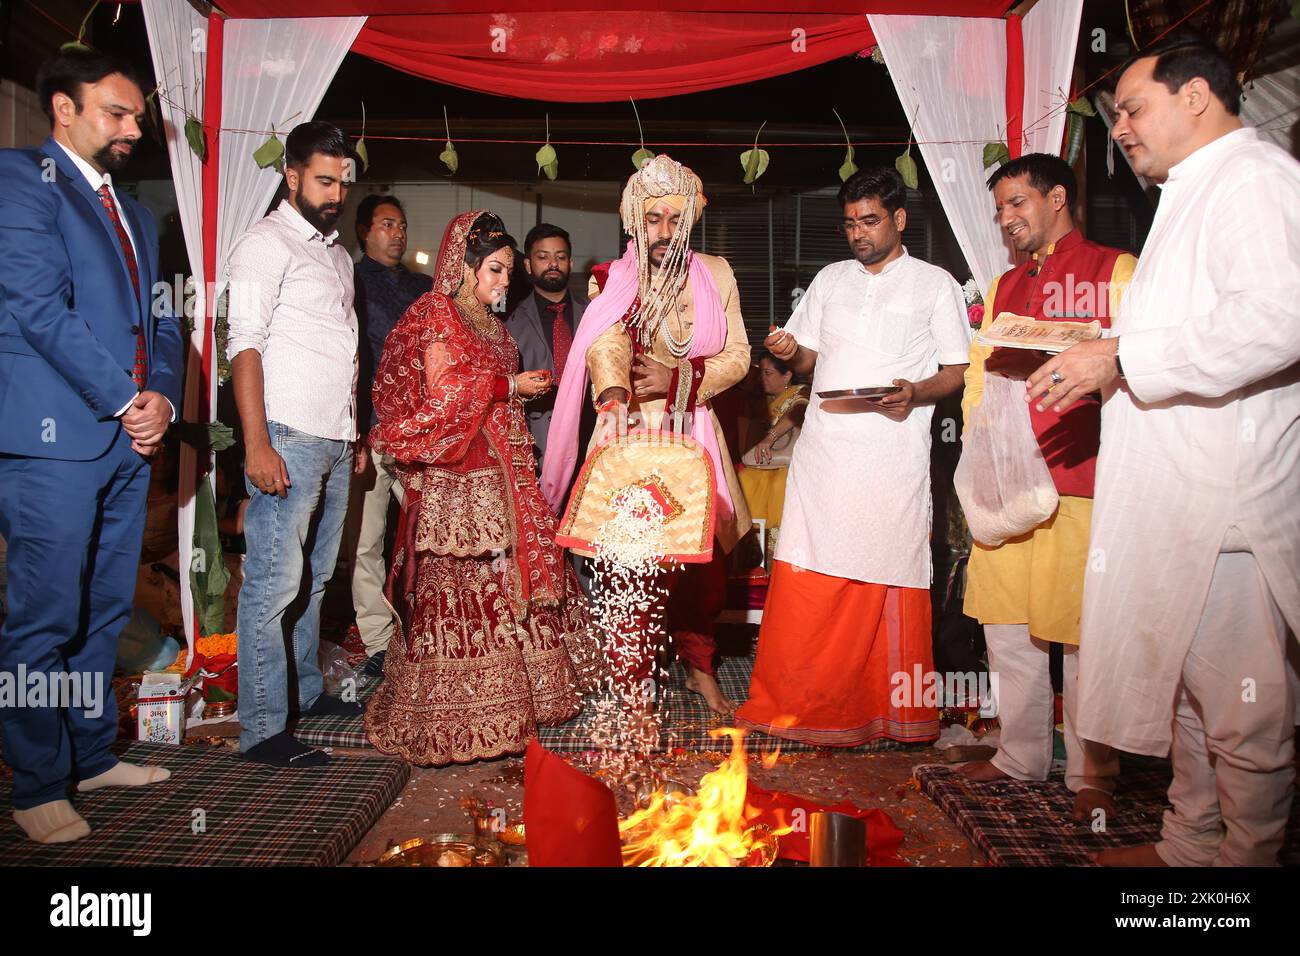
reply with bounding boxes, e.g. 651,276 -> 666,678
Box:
1114,338 -> 1126,380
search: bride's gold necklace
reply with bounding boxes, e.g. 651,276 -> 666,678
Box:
454,284 -> 503,343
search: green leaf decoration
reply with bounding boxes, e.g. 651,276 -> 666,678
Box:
184,114 -> 206,163
535,142 -> 557,176
440,106 -> 458,175
982,141 -> 1011,169
207,421 -> 235,453
832,108 -> 857,182
893,102 -> 920,188
440,140 -> 459,175
895,152 -> 919,189
1066,95 -> 1097,117
354,101 -> 369,173
190,478 -> 230,638
535,113 -> 559,179
839,146 -> 858,182
629,98 -> 654,170
253,133 -> 284,170
1065,113 -> 1085,167
62,2 -> 99,54
741,120 -> 770,186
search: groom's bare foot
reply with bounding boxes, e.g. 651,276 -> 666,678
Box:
1092,844 -> 1167,867
1071,787 -> 1117,822
685,669 -> 735,716
957,759 -> 1012,782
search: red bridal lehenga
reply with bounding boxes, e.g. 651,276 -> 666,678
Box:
363,210 -> 602,765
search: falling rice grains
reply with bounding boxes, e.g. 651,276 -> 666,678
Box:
584,483 -> 676,790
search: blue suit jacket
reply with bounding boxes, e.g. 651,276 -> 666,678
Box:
0,138 -> 184,460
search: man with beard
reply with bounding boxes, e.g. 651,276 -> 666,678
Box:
737,166 -> 969,747
0,49 -> 183,842
347,195 -> 431,675
227,122 -> 366,767
505,223 -> 593,487
542,156 -> 751,715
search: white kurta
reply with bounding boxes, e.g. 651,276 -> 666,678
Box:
1077,127 -> 1300,756
777,250 -> 971,588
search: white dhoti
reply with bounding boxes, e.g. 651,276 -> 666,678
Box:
985,624 -> 1119,793
1155,541 -> 1296,867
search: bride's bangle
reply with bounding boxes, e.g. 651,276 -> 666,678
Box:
507,375 -> 519,401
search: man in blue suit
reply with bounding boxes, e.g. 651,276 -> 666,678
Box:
0,49 -> 183,843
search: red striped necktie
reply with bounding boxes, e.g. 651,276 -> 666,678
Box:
548,300 -> 571,382
96,184 -> 148,390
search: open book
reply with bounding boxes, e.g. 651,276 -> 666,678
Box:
976,312 -> 1102,353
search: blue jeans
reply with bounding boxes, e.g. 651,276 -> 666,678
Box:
237,421 -> 352,751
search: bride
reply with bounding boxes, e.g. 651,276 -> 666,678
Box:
364,210 -> 601,765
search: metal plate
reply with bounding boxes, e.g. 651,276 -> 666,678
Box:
375,833 -> 506,867
816,386 -> 902,399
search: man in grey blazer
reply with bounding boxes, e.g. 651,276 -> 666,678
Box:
505,223 -> 595,495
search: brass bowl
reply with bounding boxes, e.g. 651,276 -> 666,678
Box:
375,833 -> 505,867
496,822 -> 527,846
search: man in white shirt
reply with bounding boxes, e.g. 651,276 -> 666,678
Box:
227,122 -> 366,767
1028,35 -> 1300,866
737,167 -> 971,747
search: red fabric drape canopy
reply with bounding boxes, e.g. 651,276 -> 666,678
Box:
214,2 -> 1015,102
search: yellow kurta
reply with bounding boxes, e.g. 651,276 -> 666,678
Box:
961,257 -> 1136,645
737,384 -> 808,528
585,252 -> 752,553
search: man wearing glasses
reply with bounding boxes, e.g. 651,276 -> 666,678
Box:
349,194 -> 432,676
738,166 -> 970,748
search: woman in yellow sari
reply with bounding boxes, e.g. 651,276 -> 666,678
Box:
738,353 -> 808,544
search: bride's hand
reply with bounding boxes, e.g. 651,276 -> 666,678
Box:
514,369 -> 552,399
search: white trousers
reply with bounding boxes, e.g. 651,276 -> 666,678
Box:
1156,546 -> 1296,867
985,623 -> 1119,793
349,451 -> 404,657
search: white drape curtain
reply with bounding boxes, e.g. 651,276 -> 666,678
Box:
215,17 -> 365,280
1021,0 -> 1084,156
142,3 -> 364,651
142,0 -> 210,654
1241,65 -> 1300,157
868,14 -> 1014,296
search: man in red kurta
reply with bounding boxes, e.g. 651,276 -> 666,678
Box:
960,153 -> 1135,820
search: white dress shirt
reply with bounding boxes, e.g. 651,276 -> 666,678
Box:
1077,126 -> 1300,755
777,249 -> 971,588
225,200 -> 358,441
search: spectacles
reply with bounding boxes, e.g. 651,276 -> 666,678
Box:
839,217 -> 885,236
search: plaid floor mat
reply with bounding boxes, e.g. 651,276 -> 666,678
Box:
915,762 -> 1300,866
0,740 -> 408,866
293,669 -> 382,749
294,652 -> 906,754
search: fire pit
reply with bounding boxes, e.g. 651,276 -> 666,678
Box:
619,729 -> 785,867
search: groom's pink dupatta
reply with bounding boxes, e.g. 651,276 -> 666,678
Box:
540,243 -> 736,524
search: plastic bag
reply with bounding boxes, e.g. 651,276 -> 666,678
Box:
954,373 -> 1059,547
319,639 -> 358,698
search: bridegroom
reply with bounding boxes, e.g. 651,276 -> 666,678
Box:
0,48 -> 183,843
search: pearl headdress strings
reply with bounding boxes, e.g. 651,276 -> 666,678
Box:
619,156 -> 702,352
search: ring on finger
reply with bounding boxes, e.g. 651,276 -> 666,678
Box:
1050,370 -> 1064,385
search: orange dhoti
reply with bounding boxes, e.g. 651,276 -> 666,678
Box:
737,560 -> 939,746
